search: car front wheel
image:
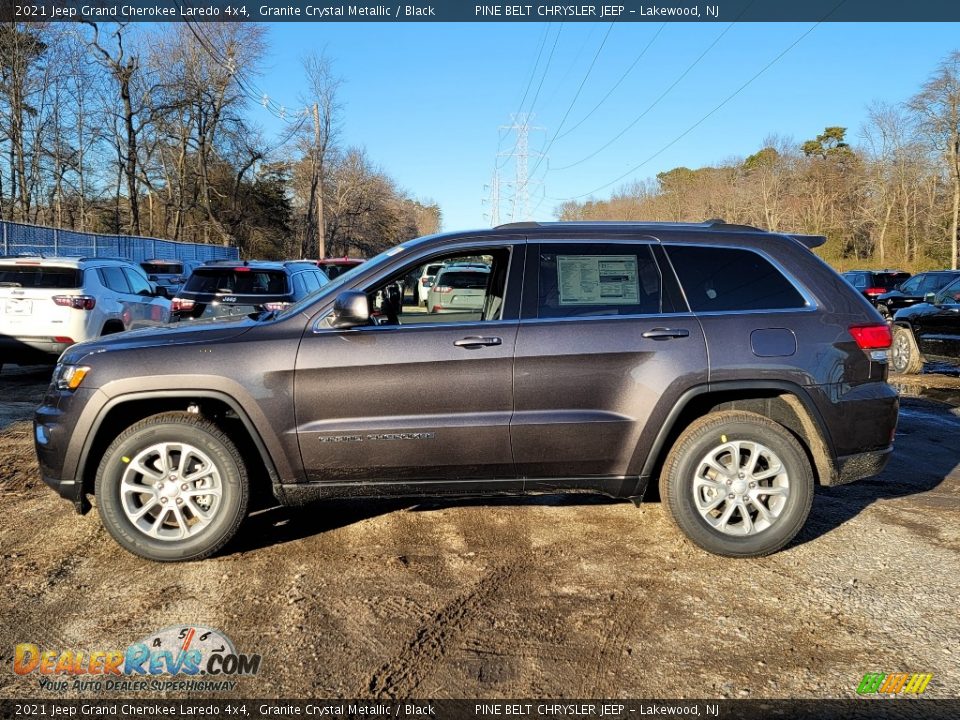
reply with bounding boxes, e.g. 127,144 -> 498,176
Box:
659,410 -> 814,558
95,412 -> 249,562
890,325 -> 923,374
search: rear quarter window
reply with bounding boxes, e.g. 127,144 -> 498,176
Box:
666,245 -> 807,312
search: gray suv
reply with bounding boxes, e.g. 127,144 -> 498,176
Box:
34,221 -> 898,561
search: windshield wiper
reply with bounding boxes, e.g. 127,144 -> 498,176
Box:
0,282 -> 23,287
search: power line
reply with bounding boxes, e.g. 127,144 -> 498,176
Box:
526,22 -> 615,182
556,23 -> 666,142
549,21 -> 738,173
554,21 -> 827,203
185,21 -> 305,124
497,24 -> 564,170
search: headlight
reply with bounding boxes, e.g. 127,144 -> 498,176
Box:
54,364 -> 91,391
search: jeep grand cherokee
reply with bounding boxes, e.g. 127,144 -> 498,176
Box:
34,221 -> 898,561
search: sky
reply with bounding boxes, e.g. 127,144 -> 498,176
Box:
244,22 -> 960,231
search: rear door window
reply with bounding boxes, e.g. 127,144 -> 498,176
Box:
0,265 -> 81,288
184,268 -> 288,295
534,244 -> 665,318
99,266 -> 131,293
666,245 -> 807,312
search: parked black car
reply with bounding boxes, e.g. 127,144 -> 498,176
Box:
171,260 -> 329,321
35,221 -> 898,562
890,275 -> 960,374
841,269 -> 911,309
874,270 -> 960,318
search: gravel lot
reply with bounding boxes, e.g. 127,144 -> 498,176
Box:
0,365 -> 958,700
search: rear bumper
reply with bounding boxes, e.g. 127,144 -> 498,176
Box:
0,335 -> 71,363
829,446 -> 893,486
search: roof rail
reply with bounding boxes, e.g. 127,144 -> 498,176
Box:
494,221 -> 542,230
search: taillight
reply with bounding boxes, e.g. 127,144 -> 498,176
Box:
849,324 -> 892,349
262,302 -> 290,312
52,295 -> 96,310
172,298 -> 195,313
865,287 -> 886,296
433,285 -> 452,294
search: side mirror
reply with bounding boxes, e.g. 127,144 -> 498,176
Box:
331,290 -> 370,328
924,292 -> 937,305
154,286 -> 170,299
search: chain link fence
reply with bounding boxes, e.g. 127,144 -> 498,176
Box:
0,221 -> 239,262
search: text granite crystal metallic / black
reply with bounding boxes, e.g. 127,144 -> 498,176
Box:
33,220 -> 899,562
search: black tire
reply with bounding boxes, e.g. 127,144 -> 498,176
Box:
890,325 -> 923,375
95,412 -> 249,562
659,410 -> 814,558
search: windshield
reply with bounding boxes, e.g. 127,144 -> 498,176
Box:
184,268 -> 288,295
141,262 -> 182,275
875,273 -> 910,289
936,277 -> 960,304
435,270 -> 490,289
274,244 -> 408,320
0,265 -> 81,288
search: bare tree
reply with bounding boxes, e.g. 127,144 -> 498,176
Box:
301,51 -> 341,259
910,50 -> 960,270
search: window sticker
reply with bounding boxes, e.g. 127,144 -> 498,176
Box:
557,255 -> 640,305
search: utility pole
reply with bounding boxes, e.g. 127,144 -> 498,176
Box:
497,113 -> 544,222
312,102 -> 326,259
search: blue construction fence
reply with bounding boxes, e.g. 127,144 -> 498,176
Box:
0,220 -> 239,262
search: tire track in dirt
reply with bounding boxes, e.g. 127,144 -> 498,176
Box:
363,563 -> 516,699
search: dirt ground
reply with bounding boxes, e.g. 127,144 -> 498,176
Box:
0,365 -> 958,701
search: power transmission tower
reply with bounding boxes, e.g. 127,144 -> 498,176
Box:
497,113 -> 544,222
485,169 -> 501,227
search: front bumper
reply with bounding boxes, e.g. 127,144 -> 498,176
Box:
34,387 -> 100,513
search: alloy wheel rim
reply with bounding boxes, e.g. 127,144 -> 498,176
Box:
692,439 -> 790,536
891,332 -> 909,371
119,442 -> 223,541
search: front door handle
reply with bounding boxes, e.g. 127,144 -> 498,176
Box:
454,336 -> 503,348
641,327 -> 690,340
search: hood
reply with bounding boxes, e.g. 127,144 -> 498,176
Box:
61,317 -> 258,365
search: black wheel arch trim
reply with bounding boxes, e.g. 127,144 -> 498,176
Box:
640,379 -> 837,481
76,390 -> 283,495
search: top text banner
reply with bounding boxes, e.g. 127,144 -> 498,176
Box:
5,0 -> 960,22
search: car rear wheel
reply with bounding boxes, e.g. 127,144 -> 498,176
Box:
95,412 -> 249,562
659,410 -> 814,558
890,326 -> 923,374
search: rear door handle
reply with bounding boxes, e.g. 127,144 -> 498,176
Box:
641,327 -> 690,340
454,336 -> 503,348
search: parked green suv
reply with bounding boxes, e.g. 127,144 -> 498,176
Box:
34,221 -> 898,561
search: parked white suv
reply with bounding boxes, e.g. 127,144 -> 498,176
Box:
0,256 -> 171,371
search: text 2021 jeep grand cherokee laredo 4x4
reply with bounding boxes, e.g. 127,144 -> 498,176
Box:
34,221 -> 899,562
